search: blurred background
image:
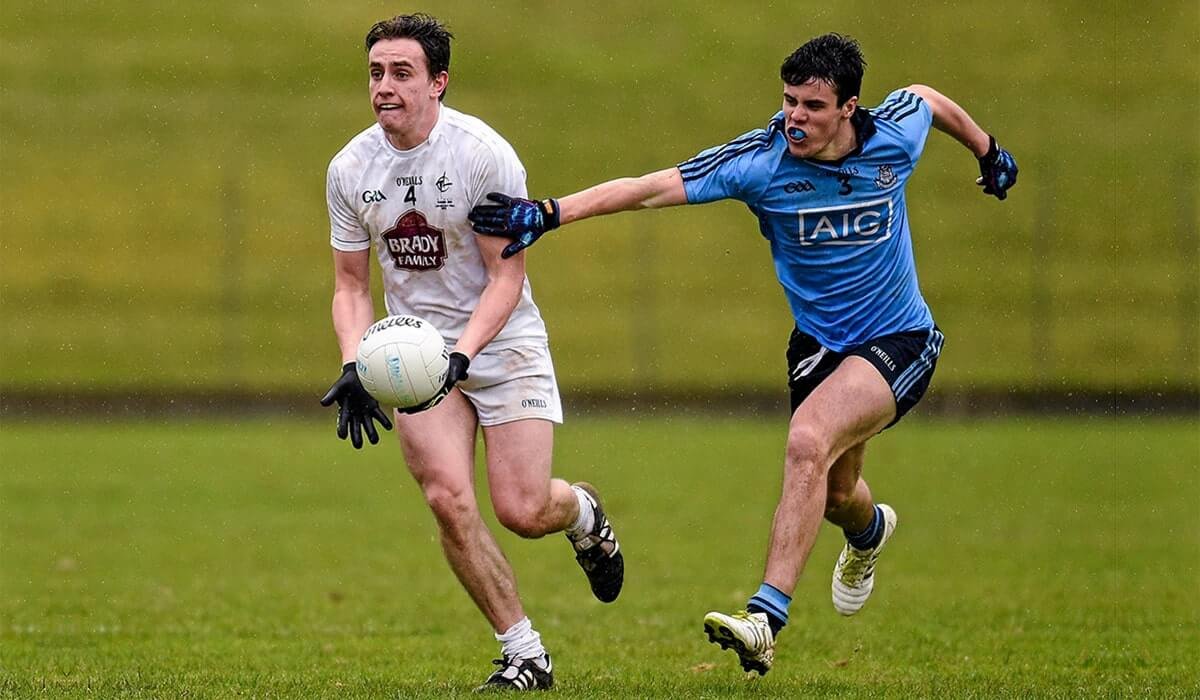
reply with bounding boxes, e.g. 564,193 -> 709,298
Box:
3,3 -> 1198,697
2,0 -> 1196,407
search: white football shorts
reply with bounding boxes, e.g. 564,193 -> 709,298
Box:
457,344 -> 563,426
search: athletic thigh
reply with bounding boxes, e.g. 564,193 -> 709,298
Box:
481,418 -> 554,509
458,345 -> 563,427
393,388 -> 479,493
848,326 -> 944,428
790,356 -> 896,463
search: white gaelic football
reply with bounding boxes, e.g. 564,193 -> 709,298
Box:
355,315 -> 449,408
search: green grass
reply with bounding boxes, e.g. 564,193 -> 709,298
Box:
2,416 -> 1197,698
1,1 -> 1197,394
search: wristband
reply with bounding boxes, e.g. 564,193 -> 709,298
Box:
539,198 -> 561,230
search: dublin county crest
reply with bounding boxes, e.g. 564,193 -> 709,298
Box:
874,164 -> 897,189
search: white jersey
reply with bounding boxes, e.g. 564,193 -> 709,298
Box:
327,105 -> 548,348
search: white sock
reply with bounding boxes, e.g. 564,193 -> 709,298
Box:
566,485 -> 595,538
495,616 -> 546,660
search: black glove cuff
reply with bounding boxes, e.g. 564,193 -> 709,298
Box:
539,198 -> 561,231
978,134 -> 999,164
448,351 -> 471,381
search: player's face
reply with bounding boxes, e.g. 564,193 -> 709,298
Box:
781,80 -> 857,160
368,38 -> 448,149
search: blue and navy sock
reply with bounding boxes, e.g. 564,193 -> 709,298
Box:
844,504 -> 885,550
746,582 -> 790,637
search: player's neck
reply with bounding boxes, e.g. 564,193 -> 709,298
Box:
809,121 -> 858,162
384,103 -> 442,151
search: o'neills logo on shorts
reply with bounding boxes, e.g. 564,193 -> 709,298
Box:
382,210 -> 446,271
521,398 -> 548,409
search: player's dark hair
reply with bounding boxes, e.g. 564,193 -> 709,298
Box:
780,34 -> 866,106
365,14 -> 453,101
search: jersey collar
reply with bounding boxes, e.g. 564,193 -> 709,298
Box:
382,103 -> 445,156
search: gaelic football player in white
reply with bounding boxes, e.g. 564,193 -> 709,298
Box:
318,14 -> 623,691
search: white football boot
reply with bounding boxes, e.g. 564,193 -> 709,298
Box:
831,503 -> 898,616
703,610 -> 775,675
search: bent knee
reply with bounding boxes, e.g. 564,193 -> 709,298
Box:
494,498 -> 553,539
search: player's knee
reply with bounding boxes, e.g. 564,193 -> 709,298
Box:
493,497 -> 551,539
785,424 -> 830,475
423,483 -> 477,535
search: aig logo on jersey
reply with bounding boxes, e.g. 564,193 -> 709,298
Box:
382,210 -> 447,271
795,197 -> 894,246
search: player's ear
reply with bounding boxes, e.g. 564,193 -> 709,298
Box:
842,96 -> 858,117
431,71 -> 449,100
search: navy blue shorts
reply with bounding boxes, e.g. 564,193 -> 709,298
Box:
786,326 -> 944,428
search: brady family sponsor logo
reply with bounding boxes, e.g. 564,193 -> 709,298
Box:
363,314 -> 425,339
794,197 -> 893,246
381,210 -> 447,270
521,398 -> 548,409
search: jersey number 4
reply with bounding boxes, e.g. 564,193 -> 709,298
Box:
403,185 -> 418,205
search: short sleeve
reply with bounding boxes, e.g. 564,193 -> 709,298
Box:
871,89 -> 933,164
463,138 -> 528,209
327,161 -> 370,252
678,117 -> 779,205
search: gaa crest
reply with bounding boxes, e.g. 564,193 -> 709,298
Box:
381,210 -> 447,271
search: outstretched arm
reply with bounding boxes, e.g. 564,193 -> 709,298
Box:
557,167 -> 687,224
469,167 -> 688,258
906,84 -> 1018,200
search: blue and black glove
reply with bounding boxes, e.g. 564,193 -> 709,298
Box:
399,351 -> 471,415
468,193 -> 561,259
976,135 -> 1018,200
320,362 -> 393,449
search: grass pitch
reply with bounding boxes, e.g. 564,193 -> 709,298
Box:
1,415 -> 1196,698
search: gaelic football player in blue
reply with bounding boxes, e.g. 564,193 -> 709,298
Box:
469,34 -> 1016,675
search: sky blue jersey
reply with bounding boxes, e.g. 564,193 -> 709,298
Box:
679,88 -> 935,352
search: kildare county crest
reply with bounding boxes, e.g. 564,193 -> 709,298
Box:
382,210 -> 447,271
874,164 -> 898,189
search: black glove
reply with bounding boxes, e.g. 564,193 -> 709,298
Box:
400,352 -> 471,415
319,362 -> 393,449
468,193 -> 561,259
976,135 -> 1018,200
